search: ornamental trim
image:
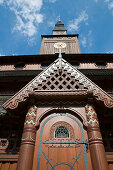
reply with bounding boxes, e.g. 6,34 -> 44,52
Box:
3,58 -> 113,109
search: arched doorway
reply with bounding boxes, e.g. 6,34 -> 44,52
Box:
33,111 -> 92,170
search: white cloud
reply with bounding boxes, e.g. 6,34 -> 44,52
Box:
81,37 -> 87,47
0,0 -> 43,37
49,0 -> 56,3
48,20 -> 55,27
104,0 -> 113,14
68,10 -> 88,32
80,30 -> 93,48
94,0 -> 98,3
0,0 -> 3,4
104,0 -> 109,2
0,0 -> 4,4
108,2 -> 113,9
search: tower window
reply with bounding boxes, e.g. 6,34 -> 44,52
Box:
95,62 -> 107,67
71,62 -> 80,67
55,126 -> 69,138
14,63 -> 25,69
41,62 -> 50,68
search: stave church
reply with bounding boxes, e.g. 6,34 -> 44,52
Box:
0,19 -> 113,170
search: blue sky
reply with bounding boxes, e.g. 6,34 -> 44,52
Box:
0,0 -> 113,56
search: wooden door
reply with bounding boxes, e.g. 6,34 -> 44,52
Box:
34,113 -> 92,170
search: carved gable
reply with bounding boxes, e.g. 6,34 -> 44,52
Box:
37,69 -> 87,91
3,58 -> 113,109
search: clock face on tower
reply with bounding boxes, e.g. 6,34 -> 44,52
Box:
54,42 -> 66,49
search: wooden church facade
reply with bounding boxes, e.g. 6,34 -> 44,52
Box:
0,20 -> 113,170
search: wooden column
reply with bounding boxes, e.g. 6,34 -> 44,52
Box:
85,104 -> 108,170
17,105 -> 37,170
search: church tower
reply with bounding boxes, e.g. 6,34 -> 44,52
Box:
0,19 -> 113,170
40,18 -> 81,54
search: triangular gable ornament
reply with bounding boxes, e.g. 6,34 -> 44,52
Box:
3,57 -> 113,109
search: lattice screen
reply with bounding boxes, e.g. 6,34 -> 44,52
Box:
37,70 -> 87,91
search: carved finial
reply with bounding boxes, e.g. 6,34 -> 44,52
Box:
58,49 -> 62,58
58,49 -> 62,73
59,16 -> 61,21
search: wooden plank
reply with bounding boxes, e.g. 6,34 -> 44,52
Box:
109,163 -> 113,170
106,152 -> 113,162
9,162 -> 17,170
0,163 -> 2,169
0,154 -> 18,162
1,162 -> 10,170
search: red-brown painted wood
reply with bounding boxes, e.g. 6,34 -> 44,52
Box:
16,106 -> 37,170
85,104 -> 109,170
108,163 -> 113,170
33,110 -> 93,170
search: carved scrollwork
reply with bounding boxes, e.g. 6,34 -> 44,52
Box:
3,58 -> 113,110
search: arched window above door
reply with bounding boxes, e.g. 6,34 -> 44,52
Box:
55,126 -> 69,138
50,121 -> 74,139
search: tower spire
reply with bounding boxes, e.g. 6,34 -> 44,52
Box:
53,18 -> 67,35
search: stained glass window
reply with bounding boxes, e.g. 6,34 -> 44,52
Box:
55,126 -> 69,138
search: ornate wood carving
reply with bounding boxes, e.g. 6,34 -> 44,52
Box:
36,107 -> 87,127
37,70 -> 86,91
17,105 -> 37,170
3,58 -> 113,110
21,106 -> 37,145
85,104 -> 108,170
86,106 -> 99,128
50,121 -> 74,138
85,104 -> 103,145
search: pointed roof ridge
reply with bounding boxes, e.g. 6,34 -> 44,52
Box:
3,58 -> 113,109
61,58 -> 113,104
53,19 -> 67,31
3,58 -> 60,109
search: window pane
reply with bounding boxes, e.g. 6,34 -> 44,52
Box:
55,126 -> 69,138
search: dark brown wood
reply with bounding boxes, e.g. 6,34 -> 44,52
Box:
16,106 -> 37,170
85,104 -> 109,170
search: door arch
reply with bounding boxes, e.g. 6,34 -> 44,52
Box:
36,113 -> 90,170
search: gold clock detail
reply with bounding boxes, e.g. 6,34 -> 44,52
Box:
54,42 -> 66,49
